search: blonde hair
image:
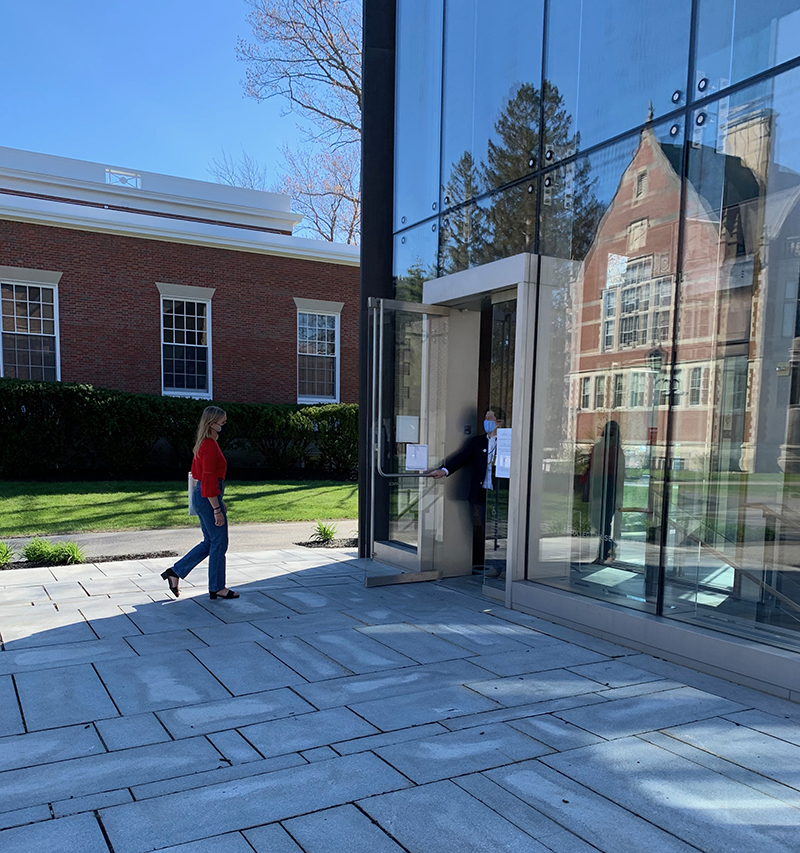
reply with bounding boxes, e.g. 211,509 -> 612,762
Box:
193,406 -> 226,457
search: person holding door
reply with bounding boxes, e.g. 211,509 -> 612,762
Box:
429,408 -> 502,571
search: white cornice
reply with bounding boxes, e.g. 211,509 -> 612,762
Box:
0,193 -> 360,267
0,168 -> 302,233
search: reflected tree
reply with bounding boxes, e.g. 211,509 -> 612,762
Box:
440,152 -> 490,274
439,80 -> 604,270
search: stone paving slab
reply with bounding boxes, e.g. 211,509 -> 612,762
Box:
156,687 -> 314,738
486,759 -> 698,852
0,674 -> 24,736
1,607 -> 97,649
639,730 -> 800,810
357,622 -> 476,663
0,804 -> 52,832
293,657 -> 491,710
95,711 -> 171,750
243,823 -> 304,853
468,643 -> 608,677
466,668 -> 602,707
191,641 -> 306,695
0,736 -> 222,814
300,627 -> 417,673
453,773 -> 601,853
2,543 -> 800,853
540,738 -> 800,852
553,685 -> 746,739
95,649 -> 232,714
332,721 -> 449,755
0,812 -> 110,853
359,779 -> 550,853
157,833 -> 256,853
349,683 -> 502,731
662,717 -> 800,789
0,637 -> 137,675
100,752 -> 413,853
283,804 -> 405,852
376,722 -> 553,783
0,722 -> 105,772
131,752 -> 306,800
257,634 -> 355,681
16,663 -> 119,730
240,706 -> 379,757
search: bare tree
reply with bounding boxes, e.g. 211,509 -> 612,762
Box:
208,148 -> 272,191
274,143 -> 360,243
211,0 -> 362,243
237,0 -> 362,146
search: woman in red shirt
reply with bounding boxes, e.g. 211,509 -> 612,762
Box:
161,406 -> 239,599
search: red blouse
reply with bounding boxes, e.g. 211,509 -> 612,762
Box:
191,438 -> 227,497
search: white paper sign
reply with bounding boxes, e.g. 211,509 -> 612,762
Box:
495,428 -> 512,478
405,443 -> 429,471
396,415 -> 419,443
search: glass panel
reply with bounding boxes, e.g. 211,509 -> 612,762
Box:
299,354 -> 335,399
483,299 -> 516,589
394,220 -> 439,302
394,0 -> 444,230
664,68 -> 800,644
440,182 -> 537,275
544,0 -> 691,160
529,119 -> 683,613
441,0 -> 544,207
376,307 -> 449,566
695,0 -> 800,97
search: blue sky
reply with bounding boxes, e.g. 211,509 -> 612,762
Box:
0,0 -> 301,185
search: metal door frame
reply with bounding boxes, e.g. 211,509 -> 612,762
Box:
366,297 -> 450,586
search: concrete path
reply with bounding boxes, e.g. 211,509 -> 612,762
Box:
6,519 -> 357,558
1,547 -> 800,852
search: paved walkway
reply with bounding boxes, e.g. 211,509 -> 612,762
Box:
1,546 -> 800,852
7,519 -> 356,558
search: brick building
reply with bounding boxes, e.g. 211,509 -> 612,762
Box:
0,146 -> 360,405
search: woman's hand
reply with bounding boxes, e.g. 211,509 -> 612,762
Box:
213,505 -> 226,526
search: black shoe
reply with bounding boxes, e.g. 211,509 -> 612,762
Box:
209,589 -> 239,600
161,568 -> 180,598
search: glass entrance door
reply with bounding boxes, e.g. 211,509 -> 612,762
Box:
482,297 -> 517,593
366,298 -> 450,586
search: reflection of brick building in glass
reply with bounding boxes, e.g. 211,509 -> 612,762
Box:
570,109 -> 796,478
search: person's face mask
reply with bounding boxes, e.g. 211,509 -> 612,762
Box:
484,419 -> 496,435
216,422 -> 227,434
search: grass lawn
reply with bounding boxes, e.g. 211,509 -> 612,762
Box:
1,480 -> 358,537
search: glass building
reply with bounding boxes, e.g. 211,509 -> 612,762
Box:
360,0 -> 800,700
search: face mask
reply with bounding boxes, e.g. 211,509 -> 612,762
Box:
216,423 -> 227,435
484,420 -> 496,435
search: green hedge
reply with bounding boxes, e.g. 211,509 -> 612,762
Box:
0,378 -> 358,479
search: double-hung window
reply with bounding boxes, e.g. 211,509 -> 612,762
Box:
295,298 -> 342,403
0,267 -> 61,381
157,283 -> 214,398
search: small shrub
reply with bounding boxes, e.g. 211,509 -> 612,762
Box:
310,521 -> 338,543
22,538 -> 87,565
22,537 -> 53,562
0,542 -> 15,567
52,542 -> 87,565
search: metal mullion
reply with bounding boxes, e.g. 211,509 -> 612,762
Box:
655,0 -> 701,617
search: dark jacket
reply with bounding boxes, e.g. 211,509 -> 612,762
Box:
444,434 -> 491,504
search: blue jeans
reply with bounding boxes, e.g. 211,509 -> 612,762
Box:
172,480 -> 228,592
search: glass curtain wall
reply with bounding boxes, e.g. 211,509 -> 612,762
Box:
392,0 -> 800,645
663,66 -> 800,641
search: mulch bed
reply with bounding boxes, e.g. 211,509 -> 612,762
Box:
1,551 -> 179,571
295,538 -> 358,549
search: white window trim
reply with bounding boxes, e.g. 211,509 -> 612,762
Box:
0,266 -> 63,382
157,283 -> 214,400
294,297 -> 342,404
